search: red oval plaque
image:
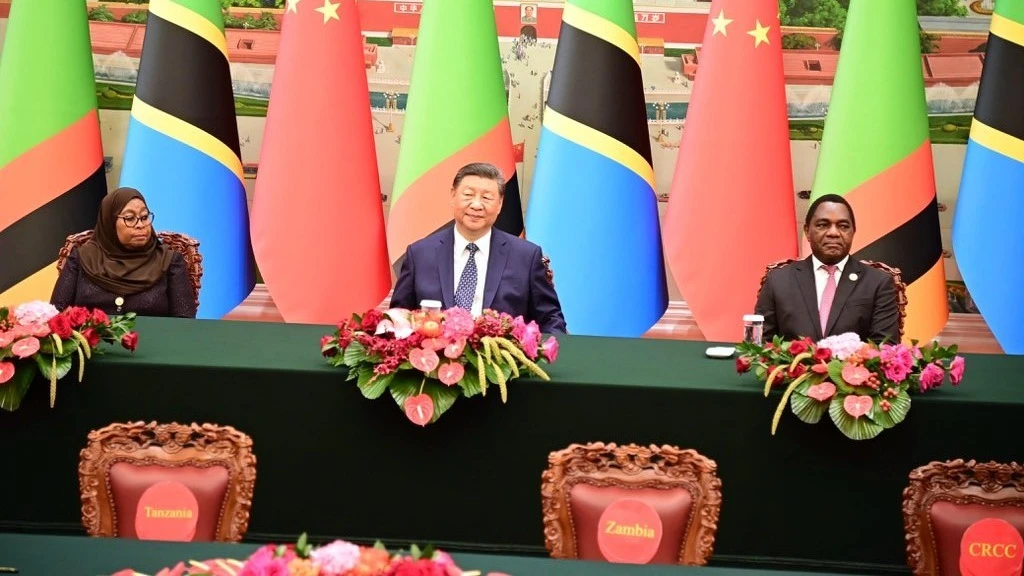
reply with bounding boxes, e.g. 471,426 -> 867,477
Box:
135,480 -> 200,542
596,498 -> 663,564
960,518 -> 1024,576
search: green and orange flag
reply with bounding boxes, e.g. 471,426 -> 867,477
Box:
810,0 -> 947,342
0,0 -> 107,305
386,0 -> 523,267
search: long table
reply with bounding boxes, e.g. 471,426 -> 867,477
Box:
0,533 -> 868,576
2,317 -> 1021,574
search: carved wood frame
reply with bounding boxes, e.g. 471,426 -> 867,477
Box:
903,459 -> 1024,575
759,258 -> 908,340
78,421 -> 257,542
57,230 -> 204,310
540,442 -> 722,565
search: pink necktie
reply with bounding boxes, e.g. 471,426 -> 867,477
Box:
819,265 -> 837,336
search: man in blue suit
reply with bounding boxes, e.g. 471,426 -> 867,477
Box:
391,162 -> 567,334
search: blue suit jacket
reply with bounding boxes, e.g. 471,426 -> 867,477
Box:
391,226 -> 567,334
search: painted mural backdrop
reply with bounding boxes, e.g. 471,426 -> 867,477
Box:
0,0 -> 993,309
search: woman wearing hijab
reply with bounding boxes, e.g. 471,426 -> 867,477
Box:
50,187 -> 197,318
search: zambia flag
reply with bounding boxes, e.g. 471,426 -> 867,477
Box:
0,0 -> 106,305
119,0 -> 254,318
953,4 -> 1024,353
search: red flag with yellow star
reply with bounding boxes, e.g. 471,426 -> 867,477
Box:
662,0 -> 797,341
250,0 -> 391,323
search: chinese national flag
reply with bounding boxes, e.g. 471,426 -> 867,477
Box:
250,0 -> 390,323
662,0 -> 797,341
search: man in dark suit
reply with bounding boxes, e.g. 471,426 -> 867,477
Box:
391,162 -> 567,334
755,194 -> 899,342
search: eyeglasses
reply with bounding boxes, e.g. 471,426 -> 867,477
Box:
117,213 -> 155,228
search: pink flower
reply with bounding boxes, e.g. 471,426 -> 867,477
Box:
950,356 -> 965,385
510,315 -> 528,342
0,361 -> 14,385
918,363 -> 944,391
443,338 -> 466,359
438,361 -> 465,386
25,323 -> 51,338
816,333 -> 864,360
309,540 -> 361,576
239,545 -> 294,576
841,363 -> 871,386
13,301 -> 59,325
880,343 -> 914,383
11,337 -> 40,359
0,331 -> 12,348
517,322 -> 541,359
442,307 -> 475,341
541,336 -> 559,363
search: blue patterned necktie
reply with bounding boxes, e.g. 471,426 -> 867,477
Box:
454,243 -> 479,311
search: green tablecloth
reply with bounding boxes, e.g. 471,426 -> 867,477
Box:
2,317 -> 1021,573
0,533 -> 868,576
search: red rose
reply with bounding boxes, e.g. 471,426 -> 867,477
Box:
121,331 -> 139,352
788,340 -> 809,355
388,559 -> 446,576
91,309 -> 109,326
813,347 -> 832,362
320,335 -> 338,357
81,328 -> 101,348
47,314 -> 73,339
735,356 -> 752,374
360,310 -> 384,332
787,363 -> 807,379
66,306 -> 90,328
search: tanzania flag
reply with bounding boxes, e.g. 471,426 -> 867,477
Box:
386,0 -> 524,268
0,0 -> 106,305
953,4 -> 1024,353
524,0 -> 667,337
810,0 -> 947,342
119,0 -> 254,318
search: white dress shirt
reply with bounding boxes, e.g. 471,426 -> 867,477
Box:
812,255 -> 849,308
454,228 -> 490,317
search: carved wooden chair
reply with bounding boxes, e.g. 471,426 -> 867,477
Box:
542,255 -> 554,287
759,258 -> 908,341
903,459 -> 1024,575
78,421 -> 257,542
57,230 -> 204,310
540,442 -> 722,565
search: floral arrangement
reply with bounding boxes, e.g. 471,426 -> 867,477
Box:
0,300 -> 138,411
736,333 -> 965,440
320,307 -> 558,426
112,534 -> 508,576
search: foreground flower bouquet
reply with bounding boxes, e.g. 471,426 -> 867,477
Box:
0,301 -> 138,411
736,333 -> 965,440
321,307 -> 558,426
113,533 -> 508,575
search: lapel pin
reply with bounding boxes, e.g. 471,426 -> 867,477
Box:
849,273 -> 858,282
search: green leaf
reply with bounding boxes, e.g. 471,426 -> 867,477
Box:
458,362 -> 483,398
373,540 -> 388,551
343,341 -> 368,366
34,353 -> 72,381
388,371 -> 422,409
38,336 -> 79,358
829,395 -> 884,440
870,390 -> 911,429
422,380 -> 461,422
421,544 -> 436,560
357,367 -> 393,399
0,362 -> 36,411
410,544 -> 422,560
295,532 -> 310,558
790,381 -> 830,425
827,361 -> 857,394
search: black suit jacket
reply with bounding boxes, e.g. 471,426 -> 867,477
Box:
754,257 -> 899,342
390,226 -> 567,334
